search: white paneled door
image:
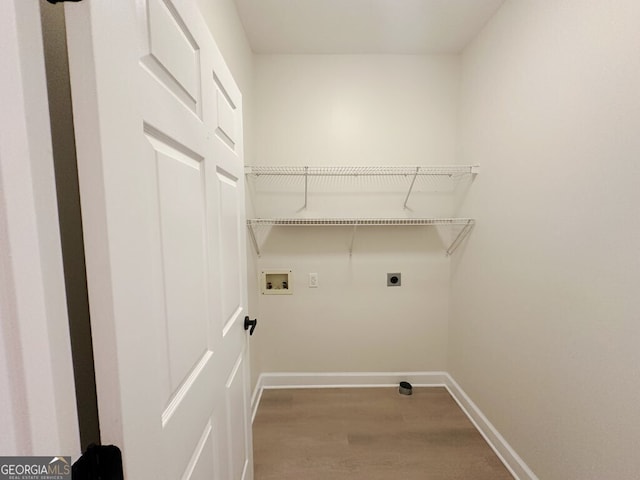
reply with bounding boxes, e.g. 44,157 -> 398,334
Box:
65,1 -> 252,479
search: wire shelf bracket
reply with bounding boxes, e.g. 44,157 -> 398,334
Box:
349,225 -> 358,257
403,166 -> 420,209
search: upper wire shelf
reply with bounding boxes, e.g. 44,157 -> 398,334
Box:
245,165 -> 479,177
245,164 -> 479,210
247,218 -> 473,226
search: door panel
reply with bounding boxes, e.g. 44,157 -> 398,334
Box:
226,352 -> 249,480
162,357 -> 215,479
215,88 -> 237,146
144,0 -> 201,114
218,170 -> 243,329
154,141 -> 208,388
181,422 -> 215,480
66,0 -> 252,478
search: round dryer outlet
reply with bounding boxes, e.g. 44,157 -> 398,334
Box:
387,273 -> 401,287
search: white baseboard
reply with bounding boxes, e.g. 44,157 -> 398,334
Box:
257,371 -> 448,389
250,371 -> 446,424
443,376 -> 539,480
250,371 -> 538,480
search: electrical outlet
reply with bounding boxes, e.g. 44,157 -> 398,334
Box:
309,273 -> 318,288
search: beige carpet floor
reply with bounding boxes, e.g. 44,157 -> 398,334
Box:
253,387 -> 513,480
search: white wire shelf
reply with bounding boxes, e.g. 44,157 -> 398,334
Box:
245,166 -> 478,256
245,165 -> 479,177
247,218 -> 473,226
246,218 -> 475,257
245,164 -> 479,210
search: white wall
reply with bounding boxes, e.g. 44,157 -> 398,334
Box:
254,55 -> 458,167
251,55 -> 460,375
451,1 -> 640,478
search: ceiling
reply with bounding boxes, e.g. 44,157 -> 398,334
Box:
233,0 -> 505,54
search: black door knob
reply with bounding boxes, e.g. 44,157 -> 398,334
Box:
244,316 -> 257,335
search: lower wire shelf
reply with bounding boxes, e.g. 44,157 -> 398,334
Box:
246,218 -> 475,257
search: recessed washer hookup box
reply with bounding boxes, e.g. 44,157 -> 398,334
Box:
261,269 -> 293,295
